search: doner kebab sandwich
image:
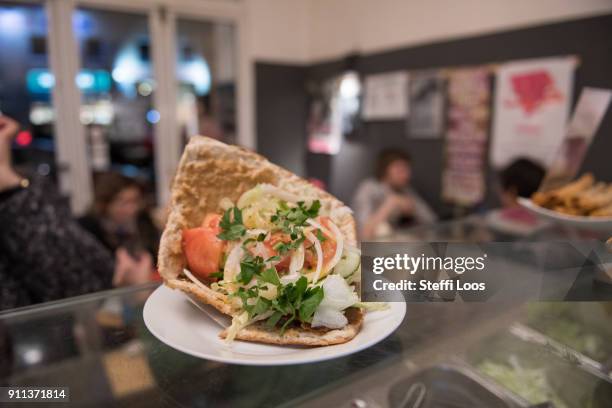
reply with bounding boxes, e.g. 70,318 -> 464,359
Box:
158,136 -> 377,346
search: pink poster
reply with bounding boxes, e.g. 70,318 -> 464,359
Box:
441,68 -> 491,206
490,57 -> 576,169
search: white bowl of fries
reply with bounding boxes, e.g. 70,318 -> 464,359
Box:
519,173 -> 612,231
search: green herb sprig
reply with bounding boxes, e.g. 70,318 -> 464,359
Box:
217,207 -> 246,241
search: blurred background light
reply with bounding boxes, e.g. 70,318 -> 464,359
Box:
76,71 -> 95,89
137,80 -> 154,96
339,71 -> 361,99
178,58 -> 211,96
37,163 -> 51,176
146,109 -> 160,124
0,8 -> 26,35
15,130 -> 32,147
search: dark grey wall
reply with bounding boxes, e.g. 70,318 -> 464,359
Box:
255,63 -> 308,176
256,14 -> 612,217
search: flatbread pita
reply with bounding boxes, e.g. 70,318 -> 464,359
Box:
158,136 -> 360,345
220,308 -> 363,346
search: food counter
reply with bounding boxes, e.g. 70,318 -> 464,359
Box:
0,216 -> 610,407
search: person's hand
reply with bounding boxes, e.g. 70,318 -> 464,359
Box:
113,248 -> 154,287
0,116 -> 22,192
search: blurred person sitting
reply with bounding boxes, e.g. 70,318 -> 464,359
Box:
79,172 -> 160,261
352,149 -> 437,239
499,158 -> 546,208
0,116 -> 152,311
486,158 -> 547,236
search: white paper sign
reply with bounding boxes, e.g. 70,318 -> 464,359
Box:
540,87 -> 612,190
362,71 -> 408,120
490,56 -> 576,169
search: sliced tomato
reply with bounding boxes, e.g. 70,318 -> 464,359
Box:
202,213 -> 222,230
304,217 -> 337,268
182,213 -> 225,280
263,233 -> 292,271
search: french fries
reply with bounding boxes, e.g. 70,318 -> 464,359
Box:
531,173 -> 612,217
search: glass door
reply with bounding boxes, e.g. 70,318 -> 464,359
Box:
175,17 -> 238,147
0,1 -> 56,181
73,7 -> 158,206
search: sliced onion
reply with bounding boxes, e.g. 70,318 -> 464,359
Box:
280,273 -> 301,285
223,244 -> 243,283
246,229 -> 267,237
182,269 -> 225,299
305,230 -> 323,283
237,185 -> 263,209
307,218 -> 344,273
289,243 -> 305,275
306,218 -> 333,237
251,241 -> 270,260
324,219 -> 344,272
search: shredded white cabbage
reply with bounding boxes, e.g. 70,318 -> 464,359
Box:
311,275 -> 359,329
311,307 -> 348,329
225,311 -> 249,343
237,185 -> 263,209
259,183 -> 307,203
225,310 -> 275,344
319,274 -> 359,311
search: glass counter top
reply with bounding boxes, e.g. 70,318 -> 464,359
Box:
0,215 -> 609,407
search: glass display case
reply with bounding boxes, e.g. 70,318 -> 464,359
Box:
0,217 -> 610,407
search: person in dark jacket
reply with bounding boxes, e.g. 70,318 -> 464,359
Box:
0,115 -> 151,311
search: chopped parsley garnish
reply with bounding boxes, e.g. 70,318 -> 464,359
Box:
217,207 -> 246,241
231,275 -> 325,334
209,271 -> 224,280
227,198 -> 327,334
271,200 -> 321,230
273,235 -> 305,255
236,254 -> 265,284
315,228 -> 327,242
260,267 -> 281,286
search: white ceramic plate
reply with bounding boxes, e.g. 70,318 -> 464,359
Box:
518,197 -> 612,231
143,285 -> 405,366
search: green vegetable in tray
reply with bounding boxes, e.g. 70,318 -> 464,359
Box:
526,303 -> 608,361
477,357 -> 568,408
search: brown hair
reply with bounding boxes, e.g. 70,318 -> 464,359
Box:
92,172 -> 142,216
375,149 -> 411,180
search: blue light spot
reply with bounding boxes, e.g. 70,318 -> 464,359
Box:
146,109 -> 160,124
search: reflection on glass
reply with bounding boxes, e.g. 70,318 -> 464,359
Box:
0,2 -> 56,180
73,8 -> 157,199
176,18 -> 237,146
